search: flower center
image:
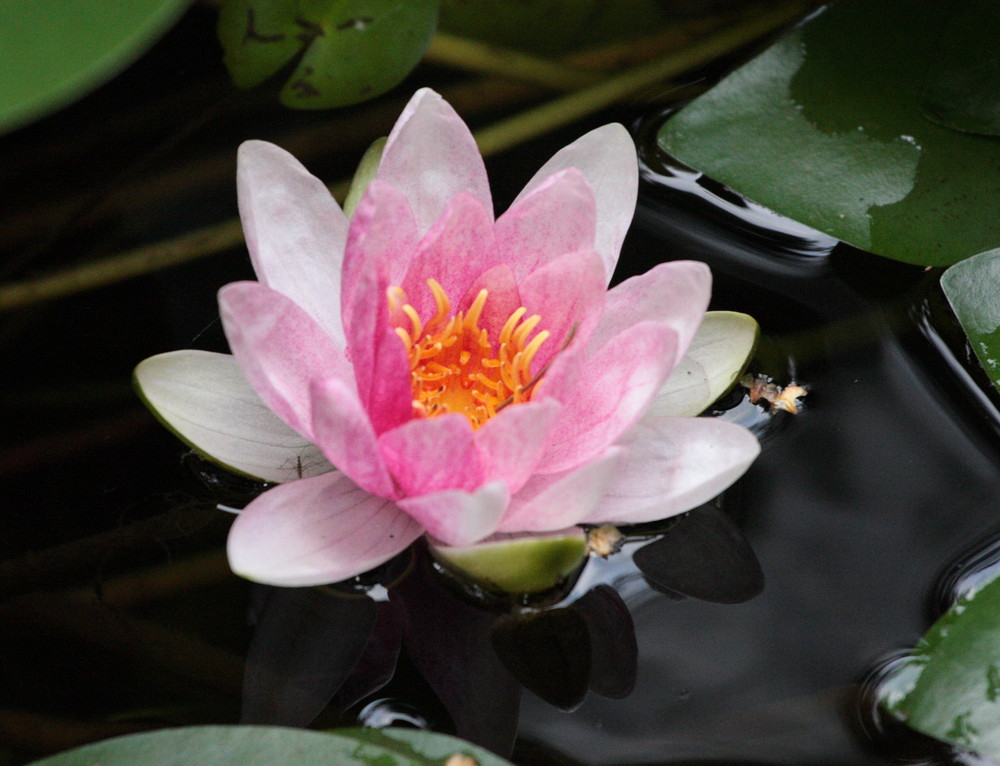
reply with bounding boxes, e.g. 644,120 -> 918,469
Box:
388,279 -> 549,430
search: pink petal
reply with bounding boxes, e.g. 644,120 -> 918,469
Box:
497,447 -> 624,533
398,481 -> 510,546
458,263 -> 521,339
227,471 -> 424,587
474,399 -> 561,493
517,249 -> 606,372
310,377 -> 395,498
340,184 -> 415,435
512,124 -> 637,282
535,321 -> 679,474
237,141 -> 348,347
494,168 -> 597,282
589,260 -> 711,363
378,414 -> 485,495
377,88 -> 492,235
341,179 -> 419,315
400,193 -> 499,322
219,282 -> 352,440
589,416 -> 760,525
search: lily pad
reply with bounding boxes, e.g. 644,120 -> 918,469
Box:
941,248 -> 1000,394
883,574 -> 1000,760
659,0 -> 1000,267
218,0 -> 439,109
430,529 -> 587,594
0,0 -> 189,135
28,726 -> 514,766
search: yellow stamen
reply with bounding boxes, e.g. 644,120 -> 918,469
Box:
389,278 -> 551,430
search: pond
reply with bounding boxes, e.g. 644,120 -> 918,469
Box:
2,4 -> 1000,765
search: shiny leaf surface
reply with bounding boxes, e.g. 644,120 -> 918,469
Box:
941,248 -> 1000,395
885,575 -> 1000,759
660,0 -> 1000,267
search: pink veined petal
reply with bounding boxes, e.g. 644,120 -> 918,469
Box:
497,447 -> 624,533
377,88 -> 492,235
400,193 -> 499,322
219,281 -> 352,440
517,249 -> 607,372
237,141 -> 349,347
378,414 -> 485,495
512,123 -> 637,283
398,481 -> 510,546
227,471 -> 424,587
310,377 -> 396,498
589,260 -> 711,364
341,183 -> 415,435
341,179 -> 419,316
589,416 -> 761,526
474,399 -> 561,494
494,168 -> 597,282
535,321 -> 679,474
457,263 -> 521,340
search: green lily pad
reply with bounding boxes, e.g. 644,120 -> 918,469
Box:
920,0 -> 1000,136
218,0 -> 439,109
883,575 -> 1000,759
941,248 -> 1000,394
430,530 -> 588,594
29,726 -> 513,766
659,0 -> 1000,267
0,0 -> 190,135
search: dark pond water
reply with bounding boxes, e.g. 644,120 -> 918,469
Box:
3,6 -> 1000,766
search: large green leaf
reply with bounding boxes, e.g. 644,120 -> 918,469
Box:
0,0 -> 190,135
941,248 -> 1000,394
29,726 -> 514,765
884,575 -> 1000,759
659,0 -> 1000,267
218,0 -> 439,109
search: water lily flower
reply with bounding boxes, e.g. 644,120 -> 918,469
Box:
135,88 -> 761,588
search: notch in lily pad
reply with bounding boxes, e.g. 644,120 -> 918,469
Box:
218,0 -> 440,109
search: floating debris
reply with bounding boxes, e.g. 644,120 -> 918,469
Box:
445,754 -> 479,766
588,525 -> 625,558
740,374 -> 808,414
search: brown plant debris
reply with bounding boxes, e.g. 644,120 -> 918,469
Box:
740,374 -> 808,414
587,525 -> 625,558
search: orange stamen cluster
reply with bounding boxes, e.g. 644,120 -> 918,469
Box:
388,279 -> 549,430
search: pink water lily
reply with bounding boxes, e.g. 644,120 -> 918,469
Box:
135,88 -> 760,587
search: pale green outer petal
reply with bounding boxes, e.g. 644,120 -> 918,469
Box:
429,528 -> 588,594
342,136 -> 386,219
134,349 -> 332,483
647,311 -> 759,418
